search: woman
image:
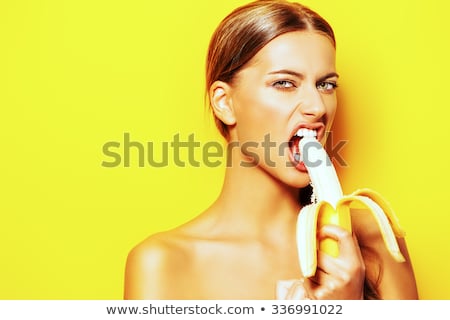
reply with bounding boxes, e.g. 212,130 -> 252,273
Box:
124,0 -> 418,299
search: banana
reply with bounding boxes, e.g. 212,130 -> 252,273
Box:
297,135 -> 406,278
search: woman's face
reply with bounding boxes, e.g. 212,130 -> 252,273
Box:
228,31 -> 338,187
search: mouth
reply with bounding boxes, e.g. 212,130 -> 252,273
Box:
288,123 -> 325,171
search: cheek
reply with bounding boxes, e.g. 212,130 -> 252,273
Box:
325,96 -> 338,126
234,84 -> 295,121
232,89 -> 285,139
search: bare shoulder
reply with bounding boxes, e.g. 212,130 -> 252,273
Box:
123,229 -> 192,299
351,208 -> 419,299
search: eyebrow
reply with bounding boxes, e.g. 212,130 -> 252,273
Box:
267,69 -> 339,81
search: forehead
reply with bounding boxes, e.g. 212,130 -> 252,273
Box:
245,31 -> 336,74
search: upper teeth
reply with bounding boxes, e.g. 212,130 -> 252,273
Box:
295,128 -> 317,138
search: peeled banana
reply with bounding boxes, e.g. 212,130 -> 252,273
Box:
297,134 -> 406,278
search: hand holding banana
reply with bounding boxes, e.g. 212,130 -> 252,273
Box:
296,135 -> 405,278
277,131 -> 406,299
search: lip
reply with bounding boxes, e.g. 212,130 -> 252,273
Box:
289,122 -> 326,143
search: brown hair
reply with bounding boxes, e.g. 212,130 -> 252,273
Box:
205,0 -> 382,300
206,0 -> 335,139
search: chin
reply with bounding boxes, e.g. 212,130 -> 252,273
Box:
257,160 -> 311,189
273,170 -> 311,189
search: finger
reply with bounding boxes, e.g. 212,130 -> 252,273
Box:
318,224 -> 351,243
308,266 -> 336,288
317,243 -> 365,279
316,249 -> 344,275
276,280 -> 294,300
318,224 -> 362,259
313,286 -> 333,300
276,280 -> 312,300
286,279 -> 309,300
303,272 -> 337,300
316,231 -> 365,280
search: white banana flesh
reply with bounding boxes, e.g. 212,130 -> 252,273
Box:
297,134 -> 406,278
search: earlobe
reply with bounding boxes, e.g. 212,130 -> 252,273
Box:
210,81 -> 236,126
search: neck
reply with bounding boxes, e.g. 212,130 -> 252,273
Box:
208,152 -> 302,240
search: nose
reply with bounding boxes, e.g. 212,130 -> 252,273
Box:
299,85 -> 327,120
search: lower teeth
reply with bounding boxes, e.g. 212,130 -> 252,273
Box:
294,153 -> 301,162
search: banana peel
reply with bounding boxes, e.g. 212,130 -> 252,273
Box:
296,136 -> 406,278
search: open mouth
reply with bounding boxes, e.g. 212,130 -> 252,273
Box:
289,128 -> 318,163
288,123 -> 325,171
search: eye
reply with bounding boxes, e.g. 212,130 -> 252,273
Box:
317,81 -> 338,93
272,80 -> 296,90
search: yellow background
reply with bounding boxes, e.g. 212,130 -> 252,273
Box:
1,0 -> 449,299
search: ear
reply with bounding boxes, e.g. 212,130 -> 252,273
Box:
209,81 -> 236,126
